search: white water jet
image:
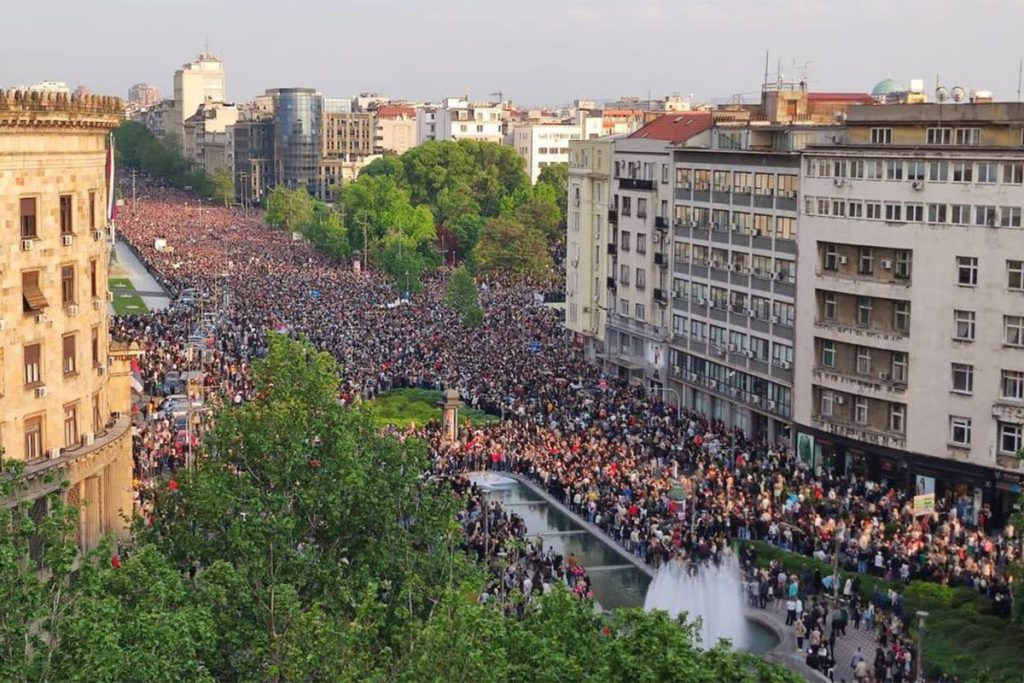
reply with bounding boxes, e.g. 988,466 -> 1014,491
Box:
468,472 -> 518,490
643,553 -> 749,650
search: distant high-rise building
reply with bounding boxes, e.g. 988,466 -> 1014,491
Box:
266,87 -> 322,196
172,53 -> 226,144
128,83 -> 161,108
73,85 -> 90,99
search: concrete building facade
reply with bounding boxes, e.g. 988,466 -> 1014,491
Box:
172,54 -> 226,144
128,83 -> 160,108
374,105 -> 417,155
0,90 -> 136,551
794,102 -> 1024,523
512,122 -> 582,184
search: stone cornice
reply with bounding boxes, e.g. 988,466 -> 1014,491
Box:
0,90 -> 123,130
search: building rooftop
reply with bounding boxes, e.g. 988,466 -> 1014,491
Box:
628,112 -> 712,143
375,105 -> 416,119
807,92 -> 874,104
871,78 -> 905,97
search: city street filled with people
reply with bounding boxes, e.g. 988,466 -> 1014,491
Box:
115,184 -> 1017,681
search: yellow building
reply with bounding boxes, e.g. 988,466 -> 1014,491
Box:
0,89 -> 135,551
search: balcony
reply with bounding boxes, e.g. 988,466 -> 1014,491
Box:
607,276 -> 617,290
813,319 -> 909,345
608,209 -> 618,223
607,243 -> 617,256
812,365 -> 908,398
655,216 -> 669,230
619,177 -> 656,191
654,252 -> 668,267
810,414 -> 906,451
654,288 -> 668,305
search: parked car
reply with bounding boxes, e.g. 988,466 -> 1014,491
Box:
162,371 -> 183,396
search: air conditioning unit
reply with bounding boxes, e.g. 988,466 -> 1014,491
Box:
771,315 -> 781,324
62,234 -> 74,246
673,365 -> 683,376
65,304 -> 79,317
912,180 -> 924,190
781,361 -> 792,370
695,297 -> 706,305
746,309 -> 755,317
48,448 -> 61,460
879,371 -> 889,381
838,255 -> 848,265
833,178 -> 845,187
93,298 -> 102,311
92,230 -> 104,241
728,344 -> 737,352
747,350 -> 756,358
689,220 -> 698,228
767,400 -> 777,410
751,395 -> 762,406
708,380 -> 718,389
712,222 -> 720,230
732,388 -> 742,398
81,432 -> 95,446
35,385 -> 48,398
881,259 -> 893,270
21,239 -> 34,252
688,372 -> 698,382
34,312 -> 48,324
835,395 -> 846,405
733,262 -> 742,271
711,260 -> 721,269
97,365 -> 107,376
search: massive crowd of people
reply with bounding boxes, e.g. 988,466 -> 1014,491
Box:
114,183 -> 1018,678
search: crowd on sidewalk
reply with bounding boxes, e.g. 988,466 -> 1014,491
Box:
114,185 -> 1018,635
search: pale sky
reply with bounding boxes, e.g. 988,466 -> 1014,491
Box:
2,0 -> 1023,106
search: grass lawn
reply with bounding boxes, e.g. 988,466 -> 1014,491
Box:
370,388 -> 499,429
109,277 -> 149,315
742,541 -> 1024,681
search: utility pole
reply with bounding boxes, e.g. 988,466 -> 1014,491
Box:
131,169 -> 137,216
915,611 -> 929,682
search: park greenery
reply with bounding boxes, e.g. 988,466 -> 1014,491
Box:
113,121 -> 234,206
443,266 -> 484,327
370,388 -> 498,429
1,336 -> 797,682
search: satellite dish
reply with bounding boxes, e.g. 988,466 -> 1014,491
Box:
834,111 -> 847,123
935,86 -> 949,103
951,86 -> 966,102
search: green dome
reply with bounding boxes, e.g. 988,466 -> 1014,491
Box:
871,78 -> 904,96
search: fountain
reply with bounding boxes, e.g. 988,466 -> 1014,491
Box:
643,553 -> 750,650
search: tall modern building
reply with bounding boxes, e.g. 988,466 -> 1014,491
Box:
319,111 -> 376,197
512,122 -> 583,184
0,89 -> 136,551
128,83 -> 160,108
794,100 -> 1024,523
266,88 -> 323,195
172,53 -> 226,143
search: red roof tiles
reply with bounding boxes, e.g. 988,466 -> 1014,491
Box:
628,112 -> 713,143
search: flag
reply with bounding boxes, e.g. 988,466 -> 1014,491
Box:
106,132 -> 116,228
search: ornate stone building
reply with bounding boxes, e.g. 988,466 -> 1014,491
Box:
0,90 -> 135,551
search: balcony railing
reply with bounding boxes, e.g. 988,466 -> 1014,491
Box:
654,288 -> 668,304
654,216 -> 668,230
607,243 -> 617,256
619,177 -> 656,191
654,252 -> 668,267
607,276 -> 617,290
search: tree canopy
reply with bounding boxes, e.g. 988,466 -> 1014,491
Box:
473,215 -> 555,280
113,121 -> 218,202
443,266 -> 484,328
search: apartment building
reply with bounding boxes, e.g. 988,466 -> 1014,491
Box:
172,53 -> 226,144
374,105 -> 417,155
601,114 -> 712,388
566,138 -> 613,359
794,101 -> 1024,523
0,90 -> 136,551
513,122 -> 582,184
182,100 -> 239,174
319,111 -> 376,196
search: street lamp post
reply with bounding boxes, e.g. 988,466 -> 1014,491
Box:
916,610 -> 929,683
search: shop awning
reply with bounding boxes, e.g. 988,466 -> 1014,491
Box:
23,282 -> 48,311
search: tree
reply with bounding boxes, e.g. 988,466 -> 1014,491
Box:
209,168 -> 235,207
443,266 -> 484,328
514,191 -> 562,246
264,186 -> 316,232
301,203 -> 350,260
536,162 -> 568,222
473,216 -> 554,280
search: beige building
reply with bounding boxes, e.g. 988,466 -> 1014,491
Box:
374,105 -> 417,155
0,90 -> 136,551
172,53 -> 225,145
794,101 -> 1024,523
566,138 -> 614,358
319,111 -> 376,196
183,100 -> 239,174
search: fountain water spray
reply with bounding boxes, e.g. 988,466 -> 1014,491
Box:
643,553 -> 749,650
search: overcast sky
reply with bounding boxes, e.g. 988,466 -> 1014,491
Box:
3,0 -> 1023,106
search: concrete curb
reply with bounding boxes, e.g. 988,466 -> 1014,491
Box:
492,471 -> 826,682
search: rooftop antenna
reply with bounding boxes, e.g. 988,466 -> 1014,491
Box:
763,50 -> 770,89
1017,57 -> 1022,101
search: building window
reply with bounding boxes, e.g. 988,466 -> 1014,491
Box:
22,271 -> 48,313
90,259 -> 99,299
821,340 -> 836,367
1008,260 -> 1024,290
621,196 -> 631,216
890,404 -> 906,433
929,161 -> 949,181
24,343 -> 42,386
63,404 -> 78,449
820,390 -> 834,416
885,160 -> 903,181
1003,162 -> 1024,184
953,310 -> 976,341
823,244 -> 840,271
870,128 -> 892,144
619,298 -> 628,315
956,256 -> 978,286
950,417 -> 972,446
635,268 -> 646,290
59,195 -> 73,235
856,296 -> 872,326
955,128 -> 981,145
866,202 -> 882,219
894,250 -> 912,280
620,231 -> 630,250
636,233 -> 646,254
905,204 -> 924,221
63,335 -> 77,376
999,422 -> 1023,454
823,292 -> 837,320
1000,206 -> 1022,227
637,198 -> 648,219
858,247 -> 874,275
977,162 -> 998,184
634,303 -> 645,320
1005,315 -> 1024,346
1001,370 -> 1024,400
952,162 -> 973,183
61,265 -> 76,306
926,203 -> 947,223
24,415 -> 44,462
854,398 -> 868,425
619,265 -> 630,285
884,203 -> 902,221
893,301 -> 910,333
926,128 -> 952,145
951,363 -> 973,393
91,326 -> 100,367
854,347 -> 871,374
89,191 -> 97,229
891,352 -> 908,383
976,205 -> 998,227
950,204 -> 971,225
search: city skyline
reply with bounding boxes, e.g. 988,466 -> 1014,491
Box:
3,0 -> 1024,105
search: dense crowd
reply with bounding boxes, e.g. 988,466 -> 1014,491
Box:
114,185 -> 1018,644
